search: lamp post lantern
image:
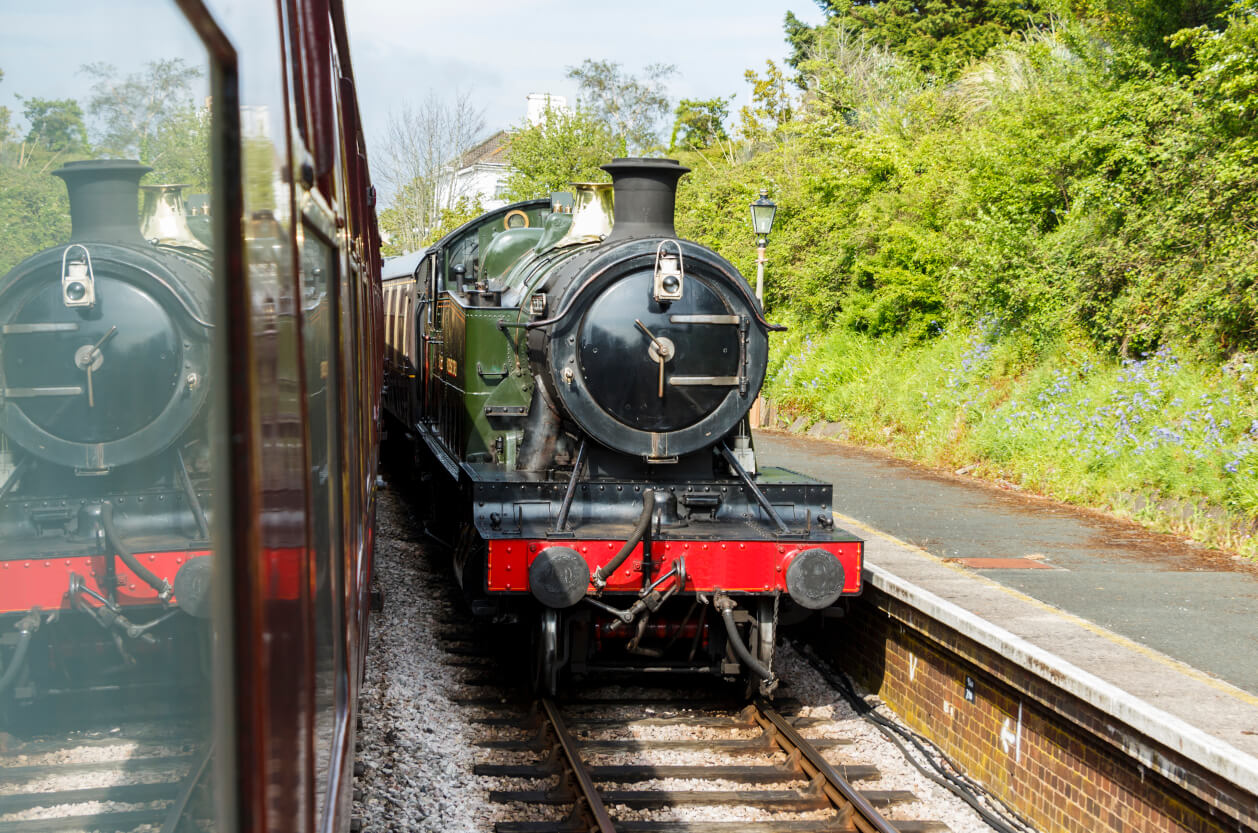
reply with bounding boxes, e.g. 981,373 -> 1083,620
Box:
749,189 -> 776,309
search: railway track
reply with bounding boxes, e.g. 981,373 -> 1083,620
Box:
465,687 -> 949,833
0,720 -> 212,833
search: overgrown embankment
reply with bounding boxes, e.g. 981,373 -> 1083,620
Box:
766,322 -> 1257,557
670,3 -> 1258,556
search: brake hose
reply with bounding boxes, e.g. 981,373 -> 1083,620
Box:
716,596 -> 774,681
591,490 -> 655,590
0,610 -> 40,695
101,502 -> 173,600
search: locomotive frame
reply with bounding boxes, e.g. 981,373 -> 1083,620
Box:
384,158 -> 863,695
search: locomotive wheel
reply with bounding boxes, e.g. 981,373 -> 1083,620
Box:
530,608 -> 565,697
744,598 -> 778,699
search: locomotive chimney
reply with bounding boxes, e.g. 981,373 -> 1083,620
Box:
52,159 -> 152,246
600,157 -> 690,243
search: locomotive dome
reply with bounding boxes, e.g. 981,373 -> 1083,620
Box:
536,158 -> 772,460
0,160 -> 213,472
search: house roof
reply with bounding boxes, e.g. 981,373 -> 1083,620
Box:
460,130 -> 509,168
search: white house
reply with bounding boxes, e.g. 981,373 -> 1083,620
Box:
444,130 -> 511,210
441,93 -> 569,211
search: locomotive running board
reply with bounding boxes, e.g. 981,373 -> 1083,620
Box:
414,420 -> 461,480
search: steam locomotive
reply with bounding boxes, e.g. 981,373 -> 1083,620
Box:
0,160 -> 216,707
383,158 -> 863,695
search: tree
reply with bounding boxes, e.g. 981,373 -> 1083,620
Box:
1068,0 -> 1232,73
81,58 -> 202,161
501,106 -> 618,201
669,96 -> 733,151
566,59 -> 676,154
22,97 -> 89,153
147,104 -> 211,190
0,69 -> 11,144
375,90 -> 486,255
785,7 -> 826,74
792,23 -> 923,129
791,0 -> 1051,80
739,61 -> 794,142
0,164 -> 71,274
426,195 -> 487,247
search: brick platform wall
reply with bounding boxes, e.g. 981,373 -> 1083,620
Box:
822,590 -> 1258,833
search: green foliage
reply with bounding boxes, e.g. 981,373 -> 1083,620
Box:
784,10 -> 821,76
566,59 -> 676,154
501,107 -> 618,201
21,97 -> 88,153
792,24 -> 924,128
0,68 -> 9,142
0,162 -> 70,274
739,61 -> 794,142
1067,0 -> 1231,73
1182,0 -> 1258,131
378,177 -> 428,256
82,59 -> 203,160
677,10 -> 1257,358
0,58 -> 211,279
767,323 -> 1258,556
147,104 -> 210,189
375,92 -> 487,250
795,0 -> 1052,80
672,0 -> 1258,553
376,194 -> 487,256
242,135 -> 277,216
422,195 -> 486,247
669,96 -> 733,152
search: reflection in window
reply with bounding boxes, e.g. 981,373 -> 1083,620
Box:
301,221 -> 342,822
0,6 -> 220,830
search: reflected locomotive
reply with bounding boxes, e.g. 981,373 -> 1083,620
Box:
383,158 -> 863,694
0,160 -> 214,707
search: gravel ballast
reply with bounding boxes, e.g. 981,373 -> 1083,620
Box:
356,481 -> 1018,833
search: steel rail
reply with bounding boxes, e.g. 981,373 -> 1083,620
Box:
159,741 -> 214,833
753,700 -> 902,833
540,697 -> 617,833
487,697 -> 936,833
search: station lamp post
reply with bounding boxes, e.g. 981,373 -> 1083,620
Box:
749,189 -> 777,427
749,189 -> 777,310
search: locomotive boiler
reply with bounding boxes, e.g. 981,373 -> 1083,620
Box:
383,158 -> 862,694
0,159 -> 214,707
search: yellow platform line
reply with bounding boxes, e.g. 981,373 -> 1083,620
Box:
832,509 -> 1258,709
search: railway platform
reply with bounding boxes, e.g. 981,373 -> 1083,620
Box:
758,430 -> 1258,830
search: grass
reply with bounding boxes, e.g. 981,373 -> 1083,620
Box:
766,317 -> 1258,559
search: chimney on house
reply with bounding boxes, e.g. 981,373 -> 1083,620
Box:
526,93 -> 569,127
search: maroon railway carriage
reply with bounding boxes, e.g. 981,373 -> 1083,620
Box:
0,1 -> 382,832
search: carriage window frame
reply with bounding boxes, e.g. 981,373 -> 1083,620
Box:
417,254 -> 436,329
158,2 -> 244,831
297,185 -> 349,832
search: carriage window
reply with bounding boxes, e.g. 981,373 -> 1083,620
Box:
300,219 -> 342,819
0,3 -> 224,830
416,254 -> 435,326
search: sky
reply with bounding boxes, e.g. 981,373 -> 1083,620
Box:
1,3 -> 210,121
1,1 -> 824,196
344,1 -> 826,165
